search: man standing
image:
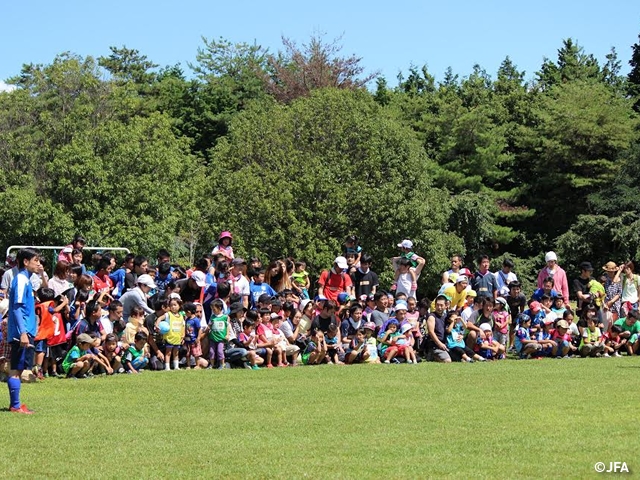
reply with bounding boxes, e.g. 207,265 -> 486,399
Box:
471,255 -> 499,299
7,248 -> 41,414
317,257 -> 353,303
392,239 -> 426,279
350,254 -> 379,299
574,262 -> 594,315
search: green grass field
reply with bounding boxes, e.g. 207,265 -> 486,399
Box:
1,358 -> 639,479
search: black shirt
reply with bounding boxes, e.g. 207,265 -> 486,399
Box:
573,276 -> 591,313
311,314 -> 338,334
350,269 -> 379,298
506,293 -> 527,319
175,278 -> 202,303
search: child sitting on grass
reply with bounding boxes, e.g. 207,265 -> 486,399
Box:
325,323 -> 344,365
602,324 -> 625,357
514,314 -> 543,359
579,315 -> 605,357
100,333 -> 123,374
476,323 -> 506,360
301,328 -> 327,365
122,331 -> 149,373
446,312 -> 485,363
345,328 -> 370,364
551,319 -> 577,358
363,322 -> 380,363
62,333 -> 96,378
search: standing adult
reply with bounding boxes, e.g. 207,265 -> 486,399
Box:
424,295 -> 451,363
350,254 -> 379,299
317,257 -> 353,303
7,248 -> 41,414
441,255 -> 463,284
120,274 -> 156,320
620,261 -> 640,314
602,261 -> 622,322
392,240 -> 426,279
122,255 -> 148,296
537,251 -> 570,305
471,255 -> 499,299
573,262 -> 594,316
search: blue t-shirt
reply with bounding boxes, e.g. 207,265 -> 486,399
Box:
531,288 -> 560,302
184,317 -> 200,344
109,268 -> 127,298
446,322 -> 466,349
514,326 -> 531,353
249,282 -> 276,308
8,269 -> 37,339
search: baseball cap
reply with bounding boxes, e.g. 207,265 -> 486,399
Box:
299,299 -> 312,312
395,300 -> 408,311
545,251 -> 558,262
466,289 -> 477,298
579,261 -> 594,272
495,297 -> 507,307
77,333 -> 94,345
556,320 -> 569,329
397,239 -> 413,249
401,323 -> 412,334
363,321 -> 376,331
529,301 -> 541,313
270,312 -> 282,321
231,258 -> 246,266
455,275 -> 469,284
315,294 -> 328,302
137,274 -> 157,289
459,268 -> 472,277
190,271 -> 207,287
479,323 -> 492,332
334,256 -> 348,270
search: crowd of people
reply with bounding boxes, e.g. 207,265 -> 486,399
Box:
2,232 -> 639,412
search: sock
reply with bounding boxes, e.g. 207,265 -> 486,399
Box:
172,361 -> 178,369
8,377 -> 21,409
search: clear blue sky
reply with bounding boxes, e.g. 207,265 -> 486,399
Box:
1,0 -> 638,89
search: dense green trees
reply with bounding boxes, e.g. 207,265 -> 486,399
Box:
0,33 -> 639,295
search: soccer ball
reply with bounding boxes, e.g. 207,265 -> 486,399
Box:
158,321 -> 170,335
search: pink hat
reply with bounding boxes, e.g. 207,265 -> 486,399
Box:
218,231 -> 232,241
529,301 -> 541,313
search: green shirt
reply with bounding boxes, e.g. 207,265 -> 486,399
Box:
62,345 -> 85,373
614,318 -> 640,335
208,314 -> 228,342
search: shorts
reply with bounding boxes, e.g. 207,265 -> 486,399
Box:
35,339 -> 47,353
165,343 -> 181,349
494,332 -> 508,345
256,348 -> 268,358
10,336 -> 35,371
185,342 -> 202,357
426,347 -> 451,363
48,344 -> 66,362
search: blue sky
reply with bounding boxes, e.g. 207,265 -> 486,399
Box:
1,0 -> 638,90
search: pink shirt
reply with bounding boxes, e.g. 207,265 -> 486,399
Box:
537,266 -> 569,305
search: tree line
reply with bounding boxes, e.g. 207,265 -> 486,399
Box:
1,33 -> 640,295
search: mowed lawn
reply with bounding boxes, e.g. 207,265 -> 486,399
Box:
2,358 -> 639,479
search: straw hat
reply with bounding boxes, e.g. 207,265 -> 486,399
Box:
602,261 -> 617,272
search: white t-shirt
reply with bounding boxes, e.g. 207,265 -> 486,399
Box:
230,274 -> 250,298
494,270 -> 518,297
396,272 -> 416,298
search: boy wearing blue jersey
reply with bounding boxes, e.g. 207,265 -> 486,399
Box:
7,248 -> 41,414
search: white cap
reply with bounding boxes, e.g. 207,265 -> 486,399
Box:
480,323 -> 492,332
545,251 -> 558,262
190,271 -> 207,287
455,275 -> 469,284
299,299 -> 312,312
334,256 -> 348,270
401,323 -> 412,333
137,274 -> 157,289
397,239 -> 413,249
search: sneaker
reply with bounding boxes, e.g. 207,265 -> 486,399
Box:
383,360 -> 390,364
478,357 -> 487,362
603,353 -> 610,358
10,404 -> 35,415
243,362 -> 252,370
251,365 -> 260,370
466,358 -> 474,363
391,358 -> 401,364
406,360 -> 413,364
117,368 -> 125,374
164,365 -> 171,371
613,351 -> 622,357
595,353 -> 602,358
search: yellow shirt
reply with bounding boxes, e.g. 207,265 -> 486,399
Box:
164,311 -> 185,345
431,285 -> 467,311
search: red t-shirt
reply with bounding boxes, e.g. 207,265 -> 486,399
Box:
318,269 -> 352,302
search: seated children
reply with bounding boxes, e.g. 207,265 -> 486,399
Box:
446,312 -> 485,362
325,323 -> 344,364
579,315 -> 605,357
363,322 -> 380,363
122,331 -> 150,373
345,328 -> 370,364
62,333 -> 96,378
237,319 -> 264,370
301,328 -> 327,365
100,333 -> 123,374
551,319 -> 577,358
602,324 -> 625,357
476,323 -> 506,360
514,314 -> 543,359
537,318 -> 558,357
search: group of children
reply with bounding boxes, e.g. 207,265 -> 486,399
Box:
2,236 -> 639,384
